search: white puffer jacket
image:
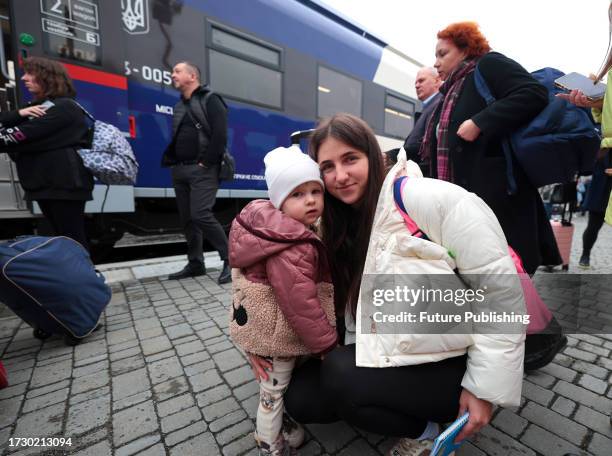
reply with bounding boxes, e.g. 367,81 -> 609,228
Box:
355,149 -> 525,407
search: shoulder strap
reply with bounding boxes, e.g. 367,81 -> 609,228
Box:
69,99 -> 95,122
188,91 -> 215,137
393,176 -> 429,240
394,176 -> 528,277
472,65 -> 518,195
473,65 -> 496,106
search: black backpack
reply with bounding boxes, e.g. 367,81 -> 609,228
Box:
187,90 -> 235,181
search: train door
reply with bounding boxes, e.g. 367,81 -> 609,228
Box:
0,0 -> 25,216
9,1 -> 129,121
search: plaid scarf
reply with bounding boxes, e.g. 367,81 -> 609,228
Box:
420,59 -> 478,182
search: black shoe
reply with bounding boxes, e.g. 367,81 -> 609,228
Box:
168,264 -> 206,280
524,333 -> 568,372
218,260 -> 231,284
578,254 -> 591,269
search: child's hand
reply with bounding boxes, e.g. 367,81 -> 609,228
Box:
247,353 -> 272,382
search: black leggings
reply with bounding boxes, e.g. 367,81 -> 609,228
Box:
582,211 -> 605,258
37,199 -> 89,250
284,345 -> 466,438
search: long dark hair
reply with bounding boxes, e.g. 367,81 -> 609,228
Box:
22,57 -> 76,100
309,114 -> 385,317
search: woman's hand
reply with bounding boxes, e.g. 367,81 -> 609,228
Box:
18,106 -> 48,118
457,119 -> 481,142
556,89 -> 604,110
605,168 -> 612,176
454,388 -> 493,443
247,352 -> 272,382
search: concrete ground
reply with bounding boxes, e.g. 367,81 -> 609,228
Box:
0,217 -> 610,456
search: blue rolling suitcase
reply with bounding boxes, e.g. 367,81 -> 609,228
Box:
0,236 -> 111,345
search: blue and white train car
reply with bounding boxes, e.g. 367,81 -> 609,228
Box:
0,0 -> 421,249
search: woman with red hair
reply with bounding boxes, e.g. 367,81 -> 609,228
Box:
422,22 -> 560,274
421,22 -> 566,372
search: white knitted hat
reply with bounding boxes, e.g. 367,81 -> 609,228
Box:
264,145 -> 324,208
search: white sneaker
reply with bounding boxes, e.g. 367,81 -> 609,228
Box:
282,412 -> 305,448
387,438 -> 434,456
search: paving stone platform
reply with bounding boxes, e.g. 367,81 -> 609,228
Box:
0,217 -> 610,456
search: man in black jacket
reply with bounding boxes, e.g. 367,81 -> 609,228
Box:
162,61 -> 231,284
402,67 -> 442,172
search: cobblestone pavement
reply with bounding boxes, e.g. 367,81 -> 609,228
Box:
0,218 -> 610,456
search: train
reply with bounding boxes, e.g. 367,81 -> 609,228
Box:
0,0 -> 421,258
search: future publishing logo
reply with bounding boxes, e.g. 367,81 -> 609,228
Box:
371,310 -> 530,325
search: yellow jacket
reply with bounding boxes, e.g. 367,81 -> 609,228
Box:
592,69 -> 612,148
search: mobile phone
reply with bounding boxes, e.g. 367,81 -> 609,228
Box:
554,72 -> 606,101
39,100 -> 55,110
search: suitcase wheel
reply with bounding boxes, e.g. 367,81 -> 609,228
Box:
33,328 -> 52,340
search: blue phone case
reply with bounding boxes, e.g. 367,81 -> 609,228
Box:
431,412 -> 470,456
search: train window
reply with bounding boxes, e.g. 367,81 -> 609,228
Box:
318,66 -> 362,118
384,93 -> 414,139
207,22 -> 283,109
40,0 -> 102,65
211,27 -> 280,68
209,50 -> 282,109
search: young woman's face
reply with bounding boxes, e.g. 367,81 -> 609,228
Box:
434,38 -> 468,80
317,137 -> 369,207
21,72 -> 43,98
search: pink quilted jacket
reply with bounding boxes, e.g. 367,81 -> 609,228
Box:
229,200 -> 337,357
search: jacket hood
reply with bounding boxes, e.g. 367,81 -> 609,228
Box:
229,199 -> 322,269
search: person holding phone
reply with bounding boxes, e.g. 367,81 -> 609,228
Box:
0,57 -> 92,248
556,3 -> 612,270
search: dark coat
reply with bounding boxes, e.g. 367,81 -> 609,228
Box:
428,52 -> 561,273
0,98 -> 93,201
404,92 -> 442,170
161,85 -> 228,167
583,150 -> 612,212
